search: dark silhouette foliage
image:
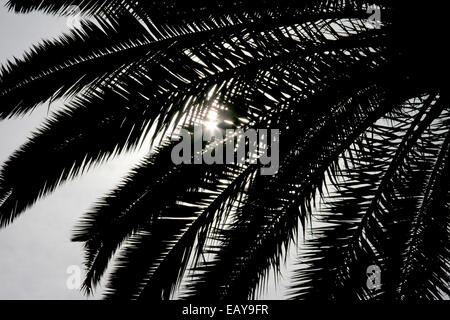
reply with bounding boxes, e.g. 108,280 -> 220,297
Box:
0,0 -> 448,300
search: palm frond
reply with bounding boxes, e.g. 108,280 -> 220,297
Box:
6,0 -> 129,16
1,0 -> 448,301
399,118 -> 450,300
290,95 -> 450,300
0,14 -> 156,118
0,16 -> 382,226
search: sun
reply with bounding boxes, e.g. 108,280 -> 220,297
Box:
203,110 -> 219,131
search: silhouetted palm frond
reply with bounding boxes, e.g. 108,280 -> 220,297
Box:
290,95 -> 450,300
0,0 -> 448,300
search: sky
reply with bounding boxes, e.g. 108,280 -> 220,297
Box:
0,2 -> 292,300
0,2 -> 149,299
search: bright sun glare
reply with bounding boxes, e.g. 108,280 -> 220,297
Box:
204,110 -> 219,131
